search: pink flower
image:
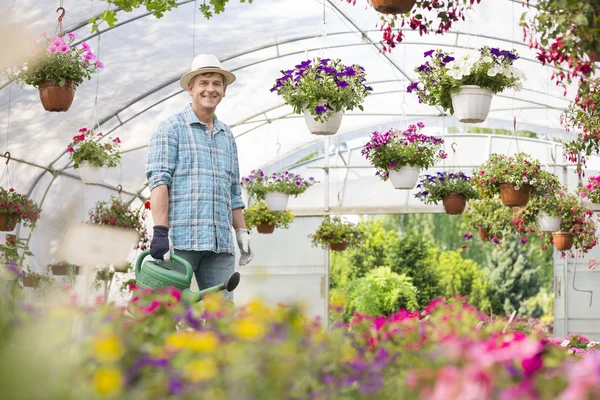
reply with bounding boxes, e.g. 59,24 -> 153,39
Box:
81,42 -> 91,51
143,300 -> 161,314
51,36 -> 64,46
79,127 -> 88,133
46,45 -> 58,53
58,44 -> 69,53
84,52 -> 96,61
95,60 -> 104,68
66,32 -> 76,39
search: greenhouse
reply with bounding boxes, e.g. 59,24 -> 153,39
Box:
3,0 -> 600,398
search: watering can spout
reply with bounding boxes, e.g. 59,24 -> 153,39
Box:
182,272 -> 241,304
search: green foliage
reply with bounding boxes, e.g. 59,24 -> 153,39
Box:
309,216 -> 365,249
521,288 -> 554,322
415,171 -> 479,205
485,238 -> 542,315
346,267 -> 419,317
89,196 -> 150,250
427,248 -> 491,313
243,202 -> 294,229
463,198 -> 514,243
271,57 -> 371,122
68,128 -> 121,169
411,47 -> 524,114
89,0 -> 253,32
0,235 -> 32,269
0,187 -> 41,228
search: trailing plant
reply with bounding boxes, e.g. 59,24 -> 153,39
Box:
240,169 -> 318,201
243,202 -> 294,229
512,171 -> 564,232
0,234 -> 32,269
462,198 -> 515,244
579,174 -> 600,204
472,152 -> 545,198
5,32 -> 103,88
414,171 -> 479,205
48,261 -> 81,285
0,187 -> 41,228
361,122 -> 447,181
67,127 -> 121,169
88,196 -> 150,250
547,191 -> 597,256
20,268 -> 54,290
89,0 -> 254,32
308,215 -> 365,249
409,47 -> 525,115
270,57 -> 372,122
340,0 -> 483,53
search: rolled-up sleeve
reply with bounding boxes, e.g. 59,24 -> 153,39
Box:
230,139 -> 245,210
146,120 -> 178,190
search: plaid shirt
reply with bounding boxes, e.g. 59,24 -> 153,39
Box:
145,104 -> 245,254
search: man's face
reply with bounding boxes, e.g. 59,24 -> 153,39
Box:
188,72 -> 227,110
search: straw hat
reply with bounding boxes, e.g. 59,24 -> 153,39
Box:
179,54 -> 236,90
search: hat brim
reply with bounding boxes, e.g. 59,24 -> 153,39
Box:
179,68 -> 236,90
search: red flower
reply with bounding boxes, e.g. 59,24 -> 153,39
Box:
144,201 -> 151,210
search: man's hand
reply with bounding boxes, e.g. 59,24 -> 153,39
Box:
235,228 -> 254,266
150,225 -> 171,260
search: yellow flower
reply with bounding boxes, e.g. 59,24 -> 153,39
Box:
183,358 -> 218,383
94,366 -> 123,396
203,293 -> 224,314
93,334 -> 124,363
187,331 -> 219,352
165,331 -> 188,352
233,316 -> 265,341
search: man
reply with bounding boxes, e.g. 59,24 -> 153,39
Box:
145,54 -> 253,300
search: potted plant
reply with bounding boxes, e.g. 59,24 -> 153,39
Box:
549,192 -> 597,254
270,57 -> 372,135
48,261 -> 80,277
21,268 -> 53,289
6,32 -> 103,112
0,234 -> 33,275
472,153 -> 544,207
414,171 -> 479,214
513,171 -> 564,233
67,128 -> 121,185
88,196 -> 150,250
0,187 -> 42,231
563,78 -> 600,174
340,0 -> 482,53
361,122 -> 447,189
463,198 -> 515,243
308,215 -> 364,252
240,169 -> 318,211
579,174 -> 600,206
243,202 -> 294,234
409,47 -> 525,123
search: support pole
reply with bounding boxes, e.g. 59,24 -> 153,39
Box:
324,136 -> 330,329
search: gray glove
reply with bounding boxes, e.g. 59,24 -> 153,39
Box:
235,228 -> 254,266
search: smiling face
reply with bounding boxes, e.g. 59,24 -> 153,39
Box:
187,72 -> 227,111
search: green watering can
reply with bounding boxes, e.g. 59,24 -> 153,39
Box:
134,249 -> 241,304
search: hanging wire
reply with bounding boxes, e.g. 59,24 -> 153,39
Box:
192,0 -> 198,57
5,83 -> 11,154
90,34 -> 101,131
318,0 -> 328,57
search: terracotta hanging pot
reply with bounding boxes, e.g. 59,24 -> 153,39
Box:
22,274 -> 41,288
552,232 -> 574,251
50,263 -> 79,276
370,0 -> 416,14
442,193 -> 467,215
256,223 -> 275,234
38,80 -> 77,112
590,51 -> 600,63
329,242 -> 349,252
499,183 -> 531,207
478,227 -> 489,241
0,213 -> 18,231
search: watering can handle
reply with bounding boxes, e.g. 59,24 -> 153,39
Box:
135,249 -> 193,283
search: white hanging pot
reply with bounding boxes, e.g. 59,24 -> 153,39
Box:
264,192 -> 289,212
538,213 -> 561,232
388,165 -> 420,189
78,161 -> 109,185
303,108 -> 344,136
450,85 -> 493,123
0,263 -> 18,281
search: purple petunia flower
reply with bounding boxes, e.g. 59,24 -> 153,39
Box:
337,81 -> 349,88
424,49 -> 435,57
315,105 -> 326,115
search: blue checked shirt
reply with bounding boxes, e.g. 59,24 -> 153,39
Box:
145,104 -> 245,254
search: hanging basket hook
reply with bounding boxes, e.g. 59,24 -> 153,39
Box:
4,152 -> 11,165
451,143 -> 458,153
117,184 -> 123,194
56,7 -> 66,22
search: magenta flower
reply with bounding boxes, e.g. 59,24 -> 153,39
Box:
58,44 -> 69,53
95,60 -> 104,68
84,52 -> 96,61
81,42 -> 91,51
66,32 -> 76,39
46,45 -> 58,53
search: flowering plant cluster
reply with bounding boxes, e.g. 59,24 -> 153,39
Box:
563,78 -> 600,173
579,175 -> 600,204
240,169 -> 318,201
5,32 -> 103,88
88,196 -> 151,250
520,0 -> 598,94
512,171 -> 564,232
361,122 -> 447,181
0,234 -> 33,269
67,127 -> 121,169
341,0 -> 482,53
409,47 -> 525,114
463,198 -> 516,244
414,171 -> 478,205
243,202 -> 294,229
270,57 -> 372,122
472,152 -> 544,198
308,215 -> 365,249
0,187 -> 41,228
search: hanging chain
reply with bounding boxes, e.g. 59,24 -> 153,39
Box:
506,116 -> 521,156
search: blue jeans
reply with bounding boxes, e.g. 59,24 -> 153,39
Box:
173,250 -> 235,301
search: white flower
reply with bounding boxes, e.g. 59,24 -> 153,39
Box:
509,176 -> 514,182
487,65 -> 502,77
5,67 -> 12,75
481,56 -> 493,64
530,178 -> 537,184
513,82 -> 523,91
515,186 -> 520,191
523,177 -> 528,183
447,68 -> 464,80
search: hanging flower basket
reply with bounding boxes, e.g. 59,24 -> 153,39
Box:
0,214 -> 18,232
591,51 -> 600,63
264,192 -> 290,212
38,80 -> 77,112
450,85 -> 493,123
370,0 -> 416,14
256,223 -> 275,234
50,262 -> 79,276
442,193 -> 468,215
303,109 -> 344,136
538,213 -> 561,233
478,227 -> 489,241
329,242 -> 349,252
499,183 -> 531,207
79,161 -> 109,185
22,273 -> 41,288
553,232 -> 574,251
68,127 -> 121,184
241,171 -> 317,211
388,166 -> 420,189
